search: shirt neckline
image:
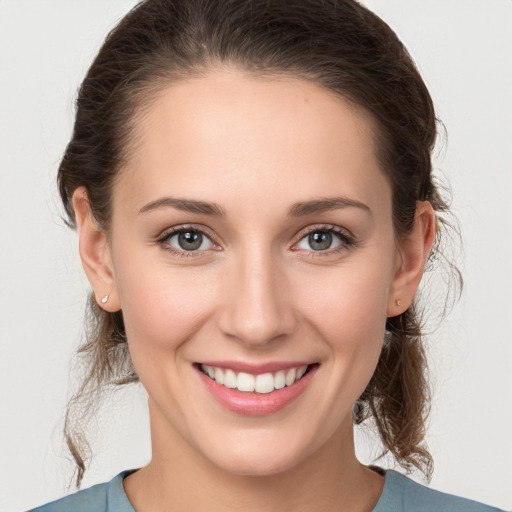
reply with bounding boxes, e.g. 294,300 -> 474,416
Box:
110,468 -> 401,512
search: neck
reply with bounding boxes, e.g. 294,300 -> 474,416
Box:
123,403 -> 384,512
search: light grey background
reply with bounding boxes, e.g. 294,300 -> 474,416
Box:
0,1 -> 511,511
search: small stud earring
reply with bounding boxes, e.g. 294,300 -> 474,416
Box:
101,295 -> 109,304
396,300 -> 402,307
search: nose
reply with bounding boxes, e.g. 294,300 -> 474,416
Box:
217,248 -> 297,347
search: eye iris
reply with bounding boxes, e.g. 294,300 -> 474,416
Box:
178,231 -> 203,251
308,231 -> 332,251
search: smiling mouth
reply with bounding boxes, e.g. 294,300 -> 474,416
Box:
198,364 -> 315,394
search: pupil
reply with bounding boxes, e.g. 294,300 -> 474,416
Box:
309,231 -> 332,251
178,231 -> 202,251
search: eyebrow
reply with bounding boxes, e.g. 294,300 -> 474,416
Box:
138,197 -> 226,216
288,197 -> 371,216
138,195 -> 370,217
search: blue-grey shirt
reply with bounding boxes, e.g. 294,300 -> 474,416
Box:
28,469 -> 504,511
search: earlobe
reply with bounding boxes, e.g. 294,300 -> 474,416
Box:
387,201 -> 436,317
72,187 -> 121,312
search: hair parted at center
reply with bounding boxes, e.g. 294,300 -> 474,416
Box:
58,0 -> 461,487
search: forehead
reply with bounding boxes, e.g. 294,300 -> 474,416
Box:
115,70 -> 390,217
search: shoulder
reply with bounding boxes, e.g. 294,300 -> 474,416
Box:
26,482 -> 109,512
26,471 -> 136,512
373,470 -> 504,512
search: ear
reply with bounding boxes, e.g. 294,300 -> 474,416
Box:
387,201 -> 436,317
72,187 -> 121,312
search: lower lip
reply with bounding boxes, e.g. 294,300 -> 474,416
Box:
196,365 -> 318,416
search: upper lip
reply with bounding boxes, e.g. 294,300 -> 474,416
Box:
196,360 -> 316,374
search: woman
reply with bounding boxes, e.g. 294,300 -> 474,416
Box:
24,0 -> 505,510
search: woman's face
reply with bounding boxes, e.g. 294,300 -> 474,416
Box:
104,71 -> 403,475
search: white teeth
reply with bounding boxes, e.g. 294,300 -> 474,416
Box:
296,365 -> 308,380
214,367 -> 224,385
285,367 -> 296,386
200,364 -> 311,394
223,368 -> 237,389
274,370 -> 286,389
255,373 -> 274,394
237,372 -> 255,392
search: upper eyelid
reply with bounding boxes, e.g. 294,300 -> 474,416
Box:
157,224 -> 217,242
294,224 -> 354,241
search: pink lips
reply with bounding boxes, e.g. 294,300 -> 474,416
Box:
196,362 -> 318,416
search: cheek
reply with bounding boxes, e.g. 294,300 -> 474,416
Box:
294,256 -> 392,411
114,257 -> 218,354
297,260 -> 391,352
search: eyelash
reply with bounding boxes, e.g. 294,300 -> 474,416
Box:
156,224 -> 219,258
156,224 -> 356,259
292,224 -> 356,257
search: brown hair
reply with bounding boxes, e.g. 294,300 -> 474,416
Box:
59,0 -> 460,487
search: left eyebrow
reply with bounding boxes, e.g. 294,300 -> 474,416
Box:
138,197 -> 226,216
288,196 -> 371,217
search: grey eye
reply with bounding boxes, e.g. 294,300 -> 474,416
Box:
297,230 -> 342,251
168,230 -> 214,251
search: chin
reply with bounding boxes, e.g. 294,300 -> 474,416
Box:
215,451 -> 303,477
197,429 -> 318,478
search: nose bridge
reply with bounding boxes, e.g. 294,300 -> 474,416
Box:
218,242 -> 295,346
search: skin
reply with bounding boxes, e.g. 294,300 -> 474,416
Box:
73,70 -> 435,512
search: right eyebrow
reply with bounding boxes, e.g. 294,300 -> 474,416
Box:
138,197 -> 226,216
288,196 -> 371,217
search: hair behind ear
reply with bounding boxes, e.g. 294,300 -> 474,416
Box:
356,305 -> 433,479
64,296 -> 137,488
